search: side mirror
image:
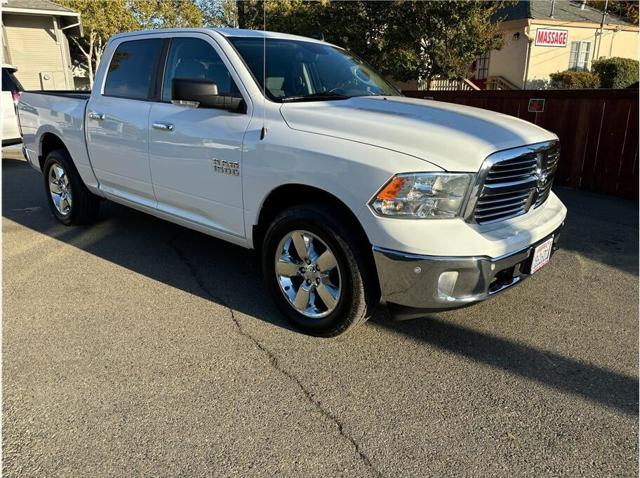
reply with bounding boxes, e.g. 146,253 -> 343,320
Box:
171,78 -> 246,113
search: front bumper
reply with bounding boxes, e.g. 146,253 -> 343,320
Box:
373,224 -> 563,310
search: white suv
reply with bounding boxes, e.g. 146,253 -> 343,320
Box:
2,64 -> 22,146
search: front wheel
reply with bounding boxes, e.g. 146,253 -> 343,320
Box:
262,204 -> 378,337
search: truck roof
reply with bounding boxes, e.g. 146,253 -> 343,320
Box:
110,28 -> 328,45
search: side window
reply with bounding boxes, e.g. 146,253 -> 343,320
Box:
162,37 -> 238,102
104,39 -> 163,100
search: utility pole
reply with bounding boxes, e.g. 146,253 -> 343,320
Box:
595,0 -> 609,63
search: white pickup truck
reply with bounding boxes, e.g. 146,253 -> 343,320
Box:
19,28 -> 566,336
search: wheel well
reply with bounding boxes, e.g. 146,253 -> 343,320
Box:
39,133 -> 67,171
254,184 -> 380,297
254,183 -> 374,258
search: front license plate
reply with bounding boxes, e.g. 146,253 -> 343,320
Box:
530,236 -> 554,274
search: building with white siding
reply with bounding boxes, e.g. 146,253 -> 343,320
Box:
2,0 -> 81,90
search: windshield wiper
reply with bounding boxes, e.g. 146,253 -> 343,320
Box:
281,92 -> 351,103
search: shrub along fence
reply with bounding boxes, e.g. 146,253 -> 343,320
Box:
403,89 -> 638,200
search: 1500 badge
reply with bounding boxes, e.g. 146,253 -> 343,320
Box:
212,159 -> 240,176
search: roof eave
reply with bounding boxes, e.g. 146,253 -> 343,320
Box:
529,17 -> 639,31
2,6 -> 80,17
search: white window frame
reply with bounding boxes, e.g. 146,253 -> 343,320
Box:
569,41 -> 591,71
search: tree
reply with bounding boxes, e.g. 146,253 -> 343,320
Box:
587,1 -> 639,24
130,0 -> 203,29
592,57 -> 639,88
62,0 -> 509,87
60,0 -> 209,87
549,70 -> 600,89
58,0 -> 138,87
198,0 -> 238,27
239,0 -> 508,83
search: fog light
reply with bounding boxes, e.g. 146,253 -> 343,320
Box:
437,271 -> 459,299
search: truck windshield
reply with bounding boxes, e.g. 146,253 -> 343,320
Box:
228,37 -> 401,102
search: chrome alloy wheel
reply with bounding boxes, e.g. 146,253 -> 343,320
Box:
274,230 -> 342,319
48,163 -> 72,216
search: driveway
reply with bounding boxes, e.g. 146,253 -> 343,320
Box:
3,148 -> 638,477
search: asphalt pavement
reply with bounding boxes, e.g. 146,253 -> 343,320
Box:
3,147 -> 638,477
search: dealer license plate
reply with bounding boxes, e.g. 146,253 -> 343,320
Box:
530,236 -> 554,274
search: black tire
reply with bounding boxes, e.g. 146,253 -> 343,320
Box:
262,203 -> 379,337
43,149 -> 100,226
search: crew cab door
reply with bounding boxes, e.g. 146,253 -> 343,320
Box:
148,35 -> 250,238
86,38 -> 164,208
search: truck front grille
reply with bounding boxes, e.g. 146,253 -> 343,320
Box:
470,141 -> 559,225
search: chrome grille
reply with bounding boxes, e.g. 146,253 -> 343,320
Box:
468,141 -> 560,225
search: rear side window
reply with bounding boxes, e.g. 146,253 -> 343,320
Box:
2,69 -> 23,92
104,39 -> 163,100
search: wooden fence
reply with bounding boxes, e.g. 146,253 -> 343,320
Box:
403,89 -> 639,200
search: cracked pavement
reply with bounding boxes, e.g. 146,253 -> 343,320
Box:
3,149 -> 638,477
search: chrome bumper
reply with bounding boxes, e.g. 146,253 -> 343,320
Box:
373,225 -> 562,310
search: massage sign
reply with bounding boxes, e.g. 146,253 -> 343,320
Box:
534,28 -> 569,47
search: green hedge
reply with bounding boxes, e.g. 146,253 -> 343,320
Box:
549,70 -> 600,89
592,57 -> 639,88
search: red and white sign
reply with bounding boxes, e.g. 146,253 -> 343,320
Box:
528,98 -> 545,113
535,28 -> 568,47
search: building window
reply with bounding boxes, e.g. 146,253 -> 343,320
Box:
569,41 -> 591,71
475,52 -> 490,80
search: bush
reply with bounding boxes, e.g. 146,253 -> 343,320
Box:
549,70 -> 600,89
592,57 -> 639,88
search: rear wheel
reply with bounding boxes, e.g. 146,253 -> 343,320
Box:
43,149 -> 100,225
262,204 -> 378,337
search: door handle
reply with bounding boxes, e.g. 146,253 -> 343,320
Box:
152,122 -> 175,132
88,111 -> 105,121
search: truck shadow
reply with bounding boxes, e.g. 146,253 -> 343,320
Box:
3,156 -> 638,416
369,314 -> 638,416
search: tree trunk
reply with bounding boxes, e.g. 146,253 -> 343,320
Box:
237,0 -> 245,28
70,34 -> 94,89
95,36 -> 104,74
87,33 -> 95,88
87,55 -> 94,89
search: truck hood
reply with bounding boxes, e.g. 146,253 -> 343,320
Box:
279,96 -> 557,172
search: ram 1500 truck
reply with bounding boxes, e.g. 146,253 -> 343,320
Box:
18,28 -> 566,336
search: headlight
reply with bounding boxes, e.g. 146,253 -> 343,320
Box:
369,173 -> 473,218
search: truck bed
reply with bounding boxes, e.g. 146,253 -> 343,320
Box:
18,90 -> 97,189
